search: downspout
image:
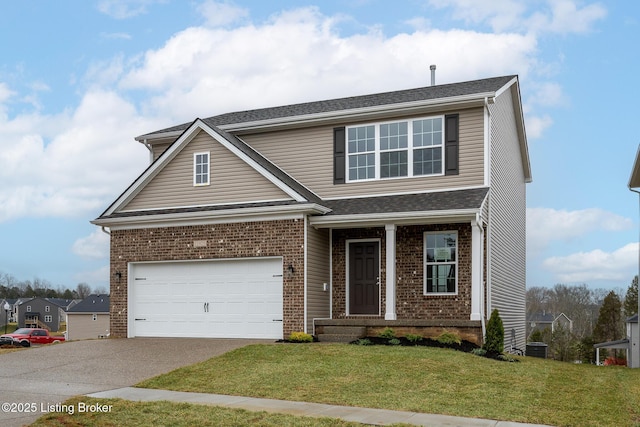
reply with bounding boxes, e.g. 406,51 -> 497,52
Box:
100,226 -> 110,236
139,138 -> 153,163
475,212 -> 486,340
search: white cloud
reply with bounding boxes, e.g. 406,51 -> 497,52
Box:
527,0 -> 607,35
527,207 -> 634,252
101,32 -> 132,40
97,0 -> 155,19
72,229 -> 110,259
119,7 -> 539,122
525,114 -> 553,140
428,0 -> 606,35
0,89 -> 152,222
74,265 -> 110,288
197,0 -> 249,28
542,243 -> 639,283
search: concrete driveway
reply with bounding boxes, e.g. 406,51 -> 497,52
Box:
0,338 -> 268,427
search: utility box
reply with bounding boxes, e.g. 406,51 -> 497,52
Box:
526,342 -> 548,359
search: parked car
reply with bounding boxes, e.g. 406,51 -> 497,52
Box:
0,328 -> 65,347
0,336 -> 20,347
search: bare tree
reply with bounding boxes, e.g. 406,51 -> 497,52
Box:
76,283 -> 92,299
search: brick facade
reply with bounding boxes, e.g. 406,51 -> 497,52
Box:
332,223 -> 473,321
109,219 -> 305,338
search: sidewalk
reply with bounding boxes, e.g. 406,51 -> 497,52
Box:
87,387 -> 553,427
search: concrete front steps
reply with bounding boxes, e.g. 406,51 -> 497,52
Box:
316,326 -> 366,343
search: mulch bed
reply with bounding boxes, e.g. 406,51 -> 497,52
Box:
350,336 -> 516,361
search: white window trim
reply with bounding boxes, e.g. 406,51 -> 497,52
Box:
193,151 -> 210,186
45,305 -> 50,312
423,230 -> 458,296
44,315 -> 52,322
26,306 -> 32,312
92,314 -> 98,321
346,115 -> 445,183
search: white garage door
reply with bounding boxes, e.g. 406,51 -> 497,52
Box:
129,258 -> 283,339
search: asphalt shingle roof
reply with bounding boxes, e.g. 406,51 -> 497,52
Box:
324,188 -> 489,216
67,295 -> 110,313
140,75 -> 516,137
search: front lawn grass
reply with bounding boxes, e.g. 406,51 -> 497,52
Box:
31,396 -> 369,427
138,344 -> 640,427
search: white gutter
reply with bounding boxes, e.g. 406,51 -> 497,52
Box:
219,94 -> 491,133
136,94 -> 492,141
92,203 -> 331,228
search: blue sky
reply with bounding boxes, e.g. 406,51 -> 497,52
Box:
0,0 -> 638,292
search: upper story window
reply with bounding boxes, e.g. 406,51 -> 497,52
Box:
194,152 -> 210,186
346,116 -> 443,182
45,305 -> 50,312
26,305 -> 32,312
424,231 -> 457,295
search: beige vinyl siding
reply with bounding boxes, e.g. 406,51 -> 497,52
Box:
152,141 -> 172,161
66,313 -> 110,341
305,219 -> 330,333
241,107 -> 486,199
122,130 -> 292,212
487,86 -> 527,351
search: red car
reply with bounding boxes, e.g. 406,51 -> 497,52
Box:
1,328 -> 65,347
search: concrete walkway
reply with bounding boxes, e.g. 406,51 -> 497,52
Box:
88,387 -> 553,427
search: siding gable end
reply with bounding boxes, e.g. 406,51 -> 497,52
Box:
108,121 -> 309,216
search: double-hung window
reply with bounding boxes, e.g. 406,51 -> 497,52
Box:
194,152 -> 210,186
346,116 -> 444,182
424,231 -> 457,294
347,125 -> 375,181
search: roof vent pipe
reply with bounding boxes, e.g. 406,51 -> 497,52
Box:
430,64 -> 436,86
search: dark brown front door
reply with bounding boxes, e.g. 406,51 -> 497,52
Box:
349,241 -> 379,315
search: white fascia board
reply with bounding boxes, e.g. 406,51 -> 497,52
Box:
218,95 -> 491,133
629,145 -> 640,189
93,203 -> 330,230
134,130 -> 183,142
309,209 -> 479,229
498,78 -> 532,184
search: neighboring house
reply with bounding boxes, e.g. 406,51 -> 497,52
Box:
527,311 -> 573,338
92,75 -> 531,348
11,298 -> 30,326
594,314 -> 639,367
66,294 -> 110,341
17,298 -> 74,331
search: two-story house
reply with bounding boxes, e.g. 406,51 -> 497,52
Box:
92,75 -> 531,348
18,297 -> 75,331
